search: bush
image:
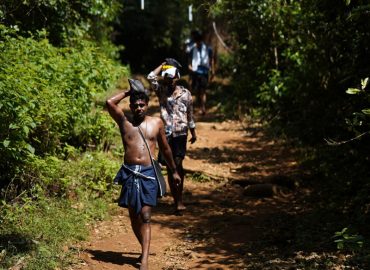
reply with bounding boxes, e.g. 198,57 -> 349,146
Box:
0,149 -> 121,269
0,25 -> 128,196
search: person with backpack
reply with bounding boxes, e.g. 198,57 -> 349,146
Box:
188,31 -> 214,115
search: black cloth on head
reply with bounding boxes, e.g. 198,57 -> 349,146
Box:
128,78 -> 145,93
165,58 -> 182,69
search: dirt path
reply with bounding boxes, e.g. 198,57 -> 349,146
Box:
73,105 -> 303,270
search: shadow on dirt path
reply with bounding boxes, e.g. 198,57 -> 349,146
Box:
74,101 -> 305,269
74,88 -> 352,269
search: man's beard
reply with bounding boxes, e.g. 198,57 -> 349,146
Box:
133,112 -> 145,123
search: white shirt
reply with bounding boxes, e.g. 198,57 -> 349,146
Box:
191,43 -> 210,72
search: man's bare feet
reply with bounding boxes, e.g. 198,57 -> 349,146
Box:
176,203 -> 186,211
176,202 -> 186,212
140,261 -> 148,270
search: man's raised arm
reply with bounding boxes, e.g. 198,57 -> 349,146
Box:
147,62 -> 166,92
106,90 -> 130,125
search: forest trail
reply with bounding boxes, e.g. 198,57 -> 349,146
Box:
73,100 -> 304,270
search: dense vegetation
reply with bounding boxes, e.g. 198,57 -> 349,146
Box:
0,1 -> 128,268
205,0 -> 370,257
0,27 -> 126,189
1,0 -> 369,268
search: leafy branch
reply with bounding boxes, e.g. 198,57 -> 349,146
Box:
325,77 -> 369,146
325,131 -> 370,146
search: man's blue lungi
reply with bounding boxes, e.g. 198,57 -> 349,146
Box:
114,164 -> 158,214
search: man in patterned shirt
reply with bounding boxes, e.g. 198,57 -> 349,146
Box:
147,58 -> 197,213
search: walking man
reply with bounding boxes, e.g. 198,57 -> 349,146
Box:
106,79 -> 181,270
147,58 -> 197,213
188,31 -> 214,115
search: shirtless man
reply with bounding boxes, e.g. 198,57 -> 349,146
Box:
106,79 -> 181,270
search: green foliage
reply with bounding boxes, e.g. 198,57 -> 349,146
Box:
0,2 -> 127,269
216,52 -> 236,77
0,196 -> 113,269
0,0 -> 122,47
0,24 -> 128,195
190,172 -> 211,182
208,0 -> 370,143
0,149 -> 120,269
4,149 -> 120,200
344,77 -> 370,136
203,2 -> 370,261
334,228 -> 364,252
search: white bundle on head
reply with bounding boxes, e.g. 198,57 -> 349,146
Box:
161,66 -> 180,79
